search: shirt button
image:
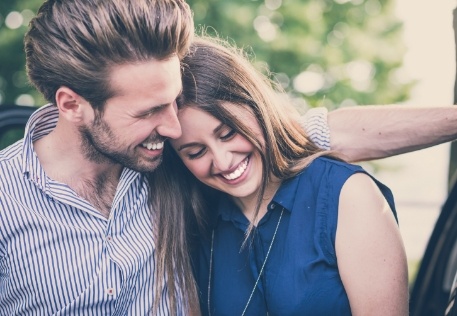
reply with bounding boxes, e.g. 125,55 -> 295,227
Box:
269,203 -> 276,210
106,236 -> 112,242
106,287 -> 115,296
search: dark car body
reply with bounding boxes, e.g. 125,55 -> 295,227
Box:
0,104 -> 455,315
409,171 -> 457,316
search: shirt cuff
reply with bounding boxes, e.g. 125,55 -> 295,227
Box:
299,107 -> 331,151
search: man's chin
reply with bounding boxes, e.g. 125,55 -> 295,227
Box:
130,156 -> 163,173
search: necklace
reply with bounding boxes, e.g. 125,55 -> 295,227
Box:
207,208 -> 285,316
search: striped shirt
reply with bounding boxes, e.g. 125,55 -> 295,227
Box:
300,106 -> 331,151
0,105 -> 183,315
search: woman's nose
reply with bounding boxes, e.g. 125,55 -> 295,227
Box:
211,149 -> 233,172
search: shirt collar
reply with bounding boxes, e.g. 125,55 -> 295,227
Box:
21,104 -> 58,190
217,195 -> 242,224
270,173 -> 303,213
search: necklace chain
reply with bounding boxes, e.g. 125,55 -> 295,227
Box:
207,208 -> 285,316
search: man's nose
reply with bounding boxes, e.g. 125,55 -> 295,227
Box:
156,103 -> 182,139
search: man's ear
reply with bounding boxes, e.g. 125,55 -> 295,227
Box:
55,86 -> 90,122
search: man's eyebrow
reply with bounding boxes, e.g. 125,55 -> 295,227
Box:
135,105 -> 164,117
177,122 -> 225,151
154,87 -> 182,110
136,98 -> 180,116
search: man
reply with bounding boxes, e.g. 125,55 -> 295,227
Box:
1,0 -> 195,314
1,0 -> 457,315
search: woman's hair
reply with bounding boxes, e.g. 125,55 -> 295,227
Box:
148,35 -> 339,310
179,35 -> 339,231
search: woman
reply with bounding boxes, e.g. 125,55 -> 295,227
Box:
150,36 -> 408,315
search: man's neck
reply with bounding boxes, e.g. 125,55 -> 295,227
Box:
34,123 -> 122,218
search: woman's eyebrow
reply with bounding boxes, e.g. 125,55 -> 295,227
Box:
177,142 -> 201,151
213,122 -> 225,135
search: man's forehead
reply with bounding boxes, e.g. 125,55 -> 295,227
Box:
108,58 -> 182,97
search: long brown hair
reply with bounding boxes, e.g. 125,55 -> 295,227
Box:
150,36 -> 342,312
176,36 -> 339,235
149,35 -> 340,311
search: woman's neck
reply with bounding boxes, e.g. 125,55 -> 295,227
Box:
232,176 -> 282,225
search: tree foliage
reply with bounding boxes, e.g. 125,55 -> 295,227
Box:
0,0 -> 44,105
0,0 -> 411,109
189,0 -> 412,111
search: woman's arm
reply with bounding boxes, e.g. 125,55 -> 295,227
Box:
328,105 -> 457,162
336,173 -> 409,315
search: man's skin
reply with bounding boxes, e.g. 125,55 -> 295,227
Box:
34,57 -> 183,218
328,104 -> 457,162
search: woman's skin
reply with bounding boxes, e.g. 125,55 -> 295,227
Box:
170,104 -> 408,315
171,105 -> 280,223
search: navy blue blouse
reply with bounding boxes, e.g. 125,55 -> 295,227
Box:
193,157 -> 397,316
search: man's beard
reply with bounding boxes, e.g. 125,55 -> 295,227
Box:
78,118 -> 163,173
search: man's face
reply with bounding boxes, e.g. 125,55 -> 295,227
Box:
80,56 -> 182,172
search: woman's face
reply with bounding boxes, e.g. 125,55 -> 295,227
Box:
169,106 -> 263,202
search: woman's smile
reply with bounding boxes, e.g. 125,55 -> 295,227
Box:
219,156 -> 250,181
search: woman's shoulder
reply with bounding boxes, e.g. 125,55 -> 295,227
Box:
304,156 -> 397,221
300,156 -> 365,184
309,156 -> 362,171
287,156 -> 369,209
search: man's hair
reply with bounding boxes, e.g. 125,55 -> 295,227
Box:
24,0 -> 194,109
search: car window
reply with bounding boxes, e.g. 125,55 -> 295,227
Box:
0,127 -> 25,149
0,105 -> 35,149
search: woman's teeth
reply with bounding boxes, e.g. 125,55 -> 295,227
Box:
222,157 -> 249,180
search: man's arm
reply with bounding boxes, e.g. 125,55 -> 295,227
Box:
327,105 -> 457,162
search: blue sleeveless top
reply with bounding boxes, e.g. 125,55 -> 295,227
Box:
193,157 -> 397,316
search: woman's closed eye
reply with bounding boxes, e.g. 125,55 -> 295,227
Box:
220,127 -> 236,140
182,127 -> 237,160
187,147 -> 207,160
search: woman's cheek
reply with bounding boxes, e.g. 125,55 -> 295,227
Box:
185,160 -> 208,180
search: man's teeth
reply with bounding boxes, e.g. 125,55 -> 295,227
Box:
222,157 -> 249,180
141,141 -> 164,150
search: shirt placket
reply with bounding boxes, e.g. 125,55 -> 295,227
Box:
103,230 -> 122,303
102,179 -> 151,316
103,203 -> 133,316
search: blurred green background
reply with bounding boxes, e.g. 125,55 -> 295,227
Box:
0,0 -> 412,109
